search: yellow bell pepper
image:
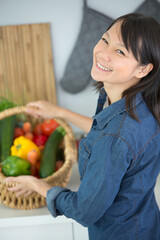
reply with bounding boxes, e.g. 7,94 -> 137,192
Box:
11,136 -> 41,160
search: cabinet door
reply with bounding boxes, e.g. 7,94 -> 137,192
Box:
73,222 -> 89,240
0,223 -> 73,240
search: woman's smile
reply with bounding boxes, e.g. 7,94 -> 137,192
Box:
96,61 -> 112,72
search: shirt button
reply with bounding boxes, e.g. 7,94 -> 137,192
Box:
99,103 -> 102,107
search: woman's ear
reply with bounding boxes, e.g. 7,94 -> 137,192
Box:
137,63 -> 153,78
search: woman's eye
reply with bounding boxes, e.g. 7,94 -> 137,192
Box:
117,49 -> 125,55
102,37 -> 108,45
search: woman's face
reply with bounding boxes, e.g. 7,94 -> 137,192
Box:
91,21 -> 142,90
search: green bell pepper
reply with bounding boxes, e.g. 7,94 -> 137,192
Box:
1,156 -> 31,176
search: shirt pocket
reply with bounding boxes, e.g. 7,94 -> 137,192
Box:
78,138 -> 92,180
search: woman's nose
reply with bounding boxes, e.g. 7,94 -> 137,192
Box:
104,54 -> 111,62
99,45 -> 112,62
99,51 -> 111,62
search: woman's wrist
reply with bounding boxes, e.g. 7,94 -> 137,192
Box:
33,178 -> 52,198
56,106 -> 66,119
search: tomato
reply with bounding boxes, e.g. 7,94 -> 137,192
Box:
41,119 -> 59,136
33,123 -> 42,135
14,127 -> 24,138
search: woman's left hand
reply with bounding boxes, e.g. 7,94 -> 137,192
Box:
4,176 -> 52,198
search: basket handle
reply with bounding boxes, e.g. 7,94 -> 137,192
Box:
0,106 -> 27,120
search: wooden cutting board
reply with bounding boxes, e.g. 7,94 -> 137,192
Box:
0,23 -> 56,105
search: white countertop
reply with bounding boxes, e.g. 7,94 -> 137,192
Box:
0,163 -> 160,228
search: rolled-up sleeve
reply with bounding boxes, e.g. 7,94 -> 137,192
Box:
46,186 -> 70,217
46,135 -> 132,227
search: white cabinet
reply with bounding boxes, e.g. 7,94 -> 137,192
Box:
0,210 -> 89,240
1,222 -> 73,240
73,222 -> 89,240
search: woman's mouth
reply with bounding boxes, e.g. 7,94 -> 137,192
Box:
96,62 -> 112,72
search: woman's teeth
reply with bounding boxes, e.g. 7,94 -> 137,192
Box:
97,62 -> 112,71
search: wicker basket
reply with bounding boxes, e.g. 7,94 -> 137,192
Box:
0,106 -> 77,210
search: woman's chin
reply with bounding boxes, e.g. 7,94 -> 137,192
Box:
91,68 -> 106,82
91,70 -> 101,82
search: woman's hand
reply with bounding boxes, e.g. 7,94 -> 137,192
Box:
25,100 -> 63,120
5,176 -> 52,198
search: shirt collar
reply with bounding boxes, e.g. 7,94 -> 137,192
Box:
93,88 -> 143,129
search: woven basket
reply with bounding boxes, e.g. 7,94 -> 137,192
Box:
0,106 -> 77,210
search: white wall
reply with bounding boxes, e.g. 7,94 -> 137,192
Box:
0,0 -> 156,132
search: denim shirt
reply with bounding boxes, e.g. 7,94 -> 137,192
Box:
46,88 -> 160,240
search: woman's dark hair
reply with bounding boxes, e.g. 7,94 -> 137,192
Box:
95,13 -> 160,124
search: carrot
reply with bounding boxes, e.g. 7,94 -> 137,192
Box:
23,122 -> 31,133
31,165 -> 36,176
39,145 -> 45,152
24,132 -> 34,141
27,149 -> 39,165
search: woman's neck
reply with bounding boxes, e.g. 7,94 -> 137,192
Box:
104,83 -> 123,104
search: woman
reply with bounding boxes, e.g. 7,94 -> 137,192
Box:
6,13 -> 160,239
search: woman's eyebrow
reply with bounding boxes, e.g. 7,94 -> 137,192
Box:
105,31 -> 110,39
104,31 -> 126,49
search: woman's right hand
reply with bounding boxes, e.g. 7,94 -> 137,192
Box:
25,100 -> 63,120
5,175 -> 52,198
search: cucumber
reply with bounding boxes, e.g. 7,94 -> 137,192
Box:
0,98 -> 16,163
39,126 -> 66,178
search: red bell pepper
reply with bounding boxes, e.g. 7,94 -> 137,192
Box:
33,134 -> 48,146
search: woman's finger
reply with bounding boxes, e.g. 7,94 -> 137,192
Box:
4,177 -> 17,183
7,184 -> 23,192
26,101 -> 46,109
5,175 -> 35,183
26,101 -> 41,107
23,190 -> 33,197
5,176 -> 26,183
25,106 -> 41,115
15,189 -> 27,197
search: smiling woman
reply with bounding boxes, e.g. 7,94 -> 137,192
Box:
91,21 -> 144,95
93,13 -> 160,123
5,13 -> 160,240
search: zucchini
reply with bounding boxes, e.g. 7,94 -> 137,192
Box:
0,98 -> 16,163
39,126 -> 66,178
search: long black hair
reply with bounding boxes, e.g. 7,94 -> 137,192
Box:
95,13 -> 160,124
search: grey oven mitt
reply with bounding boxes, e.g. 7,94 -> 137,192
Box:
60,0 -> 113,94
135,0 -> 160,23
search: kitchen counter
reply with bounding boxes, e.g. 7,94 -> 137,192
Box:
0,163 -> 160,240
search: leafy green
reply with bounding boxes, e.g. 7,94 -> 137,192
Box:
0,97 -> 16,112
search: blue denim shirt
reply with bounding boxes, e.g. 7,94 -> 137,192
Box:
46,88 -> 160,240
